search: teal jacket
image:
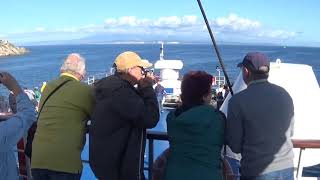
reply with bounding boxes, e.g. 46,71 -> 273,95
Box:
165,105 -> 224,180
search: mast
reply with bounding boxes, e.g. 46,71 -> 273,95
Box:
160,42 -> 164,60
196,0 -> 234,95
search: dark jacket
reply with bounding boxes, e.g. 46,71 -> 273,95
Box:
89,75 -> 160,180
226,80 -> 294,176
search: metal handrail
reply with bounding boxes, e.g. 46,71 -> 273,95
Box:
291,139 -> 320,178
147,130 -> 168,141
143,134 -> 320,180
14,131 -> 320,180
80,131 -> 168,180
145,130 -> 168,180
81,131 -> 168,180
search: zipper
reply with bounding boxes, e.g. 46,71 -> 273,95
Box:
138,129 -> 144,180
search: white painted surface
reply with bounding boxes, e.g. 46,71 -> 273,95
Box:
221,61 -> 320,179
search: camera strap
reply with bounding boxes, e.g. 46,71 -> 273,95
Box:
37,79 -> 71,116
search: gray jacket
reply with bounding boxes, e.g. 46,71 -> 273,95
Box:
226,79 -> 294,176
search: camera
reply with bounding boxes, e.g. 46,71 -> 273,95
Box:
142,68 -> 154,76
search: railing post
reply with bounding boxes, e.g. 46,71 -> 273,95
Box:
296,148 -> 304,179
148,139 -> 154,180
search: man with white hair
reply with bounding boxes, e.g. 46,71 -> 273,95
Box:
31,53 -> 94,180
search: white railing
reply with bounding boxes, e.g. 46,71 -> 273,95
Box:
215,75 -> 226,86
84,73 -> 110,85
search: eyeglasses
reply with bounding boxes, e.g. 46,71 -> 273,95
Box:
138,66 -> 147,75
132,66 -> 150,76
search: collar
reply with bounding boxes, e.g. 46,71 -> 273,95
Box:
248,78 -> 268,86
60,72 -> 80,81
115,74 -> 136,86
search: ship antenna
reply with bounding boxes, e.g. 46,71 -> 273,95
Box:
160,42 -> 164,60
196,0 -> 234,95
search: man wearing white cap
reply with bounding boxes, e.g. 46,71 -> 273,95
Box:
90,51 -> 160,180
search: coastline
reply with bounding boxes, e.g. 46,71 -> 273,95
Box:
0,40 -> 29,57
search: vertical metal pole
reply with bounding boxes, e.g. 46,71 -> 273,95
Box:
296,148 -> 304,179
148,139 -> 154,180
197,0 -> 233,95
218,69 -> 221,86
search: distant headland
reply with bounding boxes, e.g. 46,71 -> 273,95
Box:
0,40 -> 29,57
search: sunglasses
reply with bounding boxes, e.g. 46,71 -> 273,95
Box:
137,66 -> 147,75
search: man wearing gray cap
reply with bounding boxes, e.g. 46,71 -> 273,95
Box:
226,52 -> 295,180
90,51 -> 159,180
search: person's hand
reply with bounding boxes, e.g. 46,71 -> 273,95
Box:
139,73 -> 155,88
0,72 -> 22,96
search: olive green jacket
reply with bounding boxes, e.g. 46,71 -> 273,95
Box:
32,75 -> 94,174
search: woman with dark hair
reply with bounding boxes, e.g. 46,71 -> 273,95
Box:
164,71 -> 225,180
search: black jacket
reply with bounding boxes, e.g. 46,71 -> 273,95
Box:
89,75 -> 160,180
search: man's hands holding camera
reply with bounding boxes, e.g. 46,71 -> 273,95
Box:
0,72 -> 22,97
138,72 -> 155,89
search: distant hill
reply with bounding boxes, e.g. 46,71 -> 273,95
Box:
20,32 -> 282,46
0,40 -> 29,57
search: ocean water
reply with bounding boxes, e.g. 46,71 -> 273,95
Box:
1,44 -> 320,92
2,44 -> 320,179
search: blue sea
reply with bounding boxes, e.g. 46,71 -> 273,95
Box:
2,44 -> 320,179
1,44 -> 320,90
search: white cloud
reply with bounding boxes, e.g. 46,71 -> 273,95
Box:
258,30 -> 297,39
118,16 -> 139,26
101,14 -> 296,41
104,15 -> 199,29
4,14 -> 299,44
56,27 -> 79,33
153,16 -> 182,28
35,27 -> 45,32
207,14 -> 298,42
213,14 -> 261,32
183,16 -> 198,25
104,18 -> 117,25
77,24 -> 105,33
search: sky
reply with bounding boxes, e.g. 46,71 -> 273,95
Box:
1,0 -> 320,47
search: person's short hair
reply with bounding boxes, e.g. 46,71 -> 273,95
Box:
60,53 -> 86,76
180,71 -> 213,106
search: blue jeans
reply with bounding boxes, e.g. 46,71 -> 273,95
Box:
302,163 -> 320,177
224,156 -> 241,180
32,168 -> 81,180
241,167 -> 294,180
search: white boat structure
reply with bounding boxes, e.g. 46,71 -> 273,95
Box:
85,43 -> 226,108
221,59 -> 320,179
154,43 -> 183,108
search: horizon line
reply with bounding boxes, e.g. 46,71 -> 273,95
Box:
19,41 -> 320,48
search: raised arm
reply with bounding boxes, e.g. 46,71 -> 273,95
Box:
0,72 -> 36,151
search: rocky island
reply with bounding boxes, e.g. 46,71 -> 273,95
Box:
0,40 -> 29,57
